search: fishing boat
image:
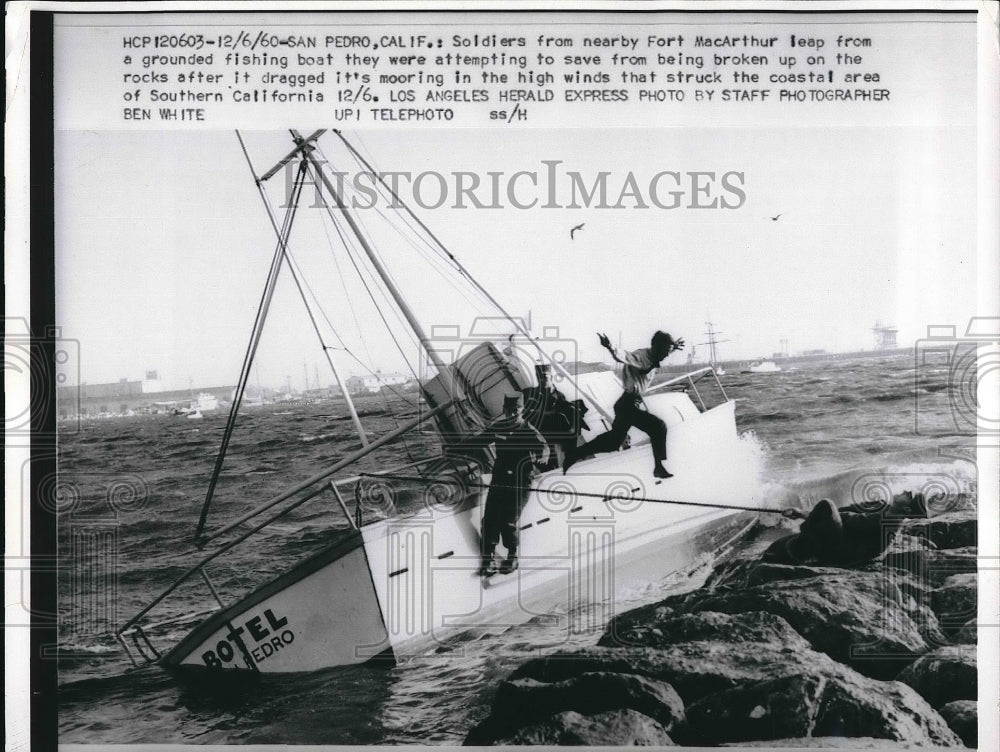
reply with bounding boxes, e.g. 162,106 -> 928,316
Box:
116,131 -> 762,673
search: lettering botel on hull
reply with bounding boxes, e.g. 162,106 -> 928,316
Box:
201,607 -> 294,669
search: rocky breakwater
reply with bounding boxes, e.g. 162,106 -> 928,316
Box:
465,506 -> 978,746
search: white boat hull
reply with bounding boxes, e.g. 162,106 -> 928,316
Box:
162,398 -> 761,673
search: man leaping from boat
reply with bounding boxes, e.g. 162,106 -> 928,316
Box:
563,330 -> 684,479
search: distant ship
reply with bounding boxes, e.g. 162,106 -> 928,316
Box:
191,392 -> 219,412
743,360 -> 782,374
699,321 -> 730,376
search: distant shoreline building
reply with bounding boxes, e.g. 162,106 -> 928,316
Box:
56,370 -> 233,418
872,320 -> 899,350
346,371 -> 413,394
61,370 -> 164,401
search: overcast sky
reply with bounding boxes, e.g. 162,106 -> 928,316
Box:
55,123 -> 977,392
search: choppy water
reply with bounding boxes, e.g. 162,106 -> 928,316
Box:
56,353 -> 977,744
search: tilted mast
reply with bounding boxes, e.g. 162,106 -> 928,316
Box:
330,130 -> 614,425
290,130 -> 462,400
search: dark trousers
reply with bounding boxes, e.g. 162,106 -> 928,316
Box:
576,393 -> 667,463
482,469 -> 531,557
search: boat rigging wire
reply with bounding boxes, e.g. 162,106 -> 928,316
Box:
358,472 -> 779,516
332,132 -> 517,319
249,147 -> 427,457
122,402 -> 459,632
307,158 -> 424,385
316,138 -> 500,325
307,196 -> 420,459
192,399 -> 457,549
195,142 -> 309,541
254,183 -> 372,447
316,213 -> 421,417
297,203 -> 415,406
296,131 -> 492,436
320,213 -> 378,367
332,130 -> 614,425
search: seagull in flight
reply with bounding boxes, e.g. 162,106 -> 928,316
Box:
570,222 -> 585,239
768,213 -> 783,221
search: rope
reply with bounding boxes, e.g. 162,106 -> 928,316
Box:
358,471 -> 783,516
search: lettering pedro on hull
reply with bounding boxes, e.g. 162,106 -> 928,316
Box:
201,608 -> 295,668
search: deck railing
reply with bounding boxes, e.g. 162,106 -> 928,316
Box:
116,369 -> 729,667
646,366 -> 729,411
116,400 -> 457,666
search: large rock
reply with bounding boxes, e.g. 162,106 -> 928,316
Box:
882,546 -> 978,588
601,608 -> 813,651
953,618 -> 977,645
511,620 -> 825,704
932,573 -> 977,633
464,671 -> 684,744
898,512 -> 977,550
682,672 -> 961,747
488,709 -> 675,746
506,632 -> 962,747
938,700 -> 977,748
668,570 -> 944,679
702,558 -> 849,591
897,646 -> 977,708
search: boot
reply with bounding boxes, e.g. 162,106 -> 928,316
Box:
499,554 -> 519,574
653,462 -> 673,479
478,551 -> 497,577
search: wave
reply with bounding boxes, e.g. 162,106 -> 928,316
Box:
742,410 -> 798,423
252,437 -> 288,448
331,408 -> 390,420
59,642 -> 119,655
756,456 -> 977,516
920,382 -> 950,394
830,394 -> 855,404
867,392 -> 908,403
299,432 -> 355,444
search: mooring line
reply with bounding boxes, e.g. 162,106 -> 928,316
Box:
357,471 -> 783,515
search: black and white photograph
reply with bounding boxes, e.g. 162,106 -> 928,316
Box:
5,2 -> 999,749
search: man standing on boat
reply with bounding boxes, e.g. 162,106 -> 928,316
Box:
472,393 -> 549,576
563,330 -> 684,479
521,363 -> 587,471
